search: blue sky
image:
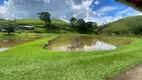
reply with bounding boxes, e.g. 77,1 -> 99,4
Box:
92,0 -> 124,16
0,0 -> 141,25
0,0 -> 5,5
90,0 -> 140,17
0,0 -> 8,6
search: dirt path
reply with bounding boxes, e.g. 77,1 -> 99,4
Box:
109,64 -> 142,80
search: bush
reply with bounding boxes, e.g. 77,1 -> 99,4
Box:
130,26 -> 142,35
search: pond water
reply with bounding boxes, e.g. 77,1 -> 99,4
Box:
0,36 -> 43,52
44,36 -> 131,52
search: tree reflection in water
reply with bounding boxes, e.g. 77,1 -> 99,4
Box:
67,36 -> 83,52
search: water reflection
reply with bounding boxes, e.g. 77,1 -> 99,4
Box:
0,36 -> 43,52
0,48 -> 9,52
44,36 -> 129,52
68,36 -> 83,48
84,41 -> 116,51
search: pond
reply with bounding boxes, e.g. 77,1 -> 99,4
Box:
43,35 -> 131,52
0,36 -> 43,52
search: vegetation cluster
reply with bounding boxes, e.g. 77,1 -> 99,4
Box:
0,12 -> 142,36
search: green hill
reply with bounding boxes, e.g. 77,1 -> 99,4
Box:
16,19 -> 68,26
102,15 -> 142,34
0,18 -> 71,33
0,18 -> 68,27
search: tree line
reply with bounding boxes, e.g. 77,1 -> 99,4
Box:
2,11 -> 142,35
69,17 -> 97,34
1,11 -> 98,35
38,12 -> 98,34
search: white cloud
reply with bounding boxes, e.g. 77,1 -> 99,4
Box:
116,8 -> 132,16
134,13 -> 142,16
97,6 -> 117,13
0,0 -> 95,20
94,0 -> 100,5
0,0 -> 141,25
94,6 -> 118,17
84,15 -> 123,25
116,7 -> 141,17
0,6 -> 7,14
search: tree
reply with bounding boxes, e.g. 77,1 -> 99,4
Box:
38,12 -> 51,28
129,25 -> 142,35
76,19 -> 86,33
128,22 -> 142,35
86,22 -> 98,34
76,19 -> 98,34
69,17 -> 77,30
3,23 -> 17,35
86,21 -> 94,33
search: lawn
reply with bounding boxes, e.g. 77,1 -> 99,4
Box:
0,34 -> 142,80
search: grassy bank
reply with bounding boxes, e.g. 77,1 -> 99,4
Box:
0,32 -> 55,37
0,35 -> 142,80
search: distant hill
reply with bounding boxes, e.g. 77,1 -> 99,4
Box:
101,15 -> 142,34
0,18 -> 68,27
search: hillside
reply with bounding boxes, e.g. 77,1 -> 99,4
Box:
0,18 -> 68,27
16,19 -> 68,26
0,18 -> 71,33
102,15 -> 142,34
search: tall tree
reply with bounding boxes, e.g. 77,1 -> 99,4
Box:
69,17 -> 77,27
86,21 -> 94,33
70,17 -> 77,30
76,19 -> 86,33
86,22 -> 98,34
38,12 -> 51,28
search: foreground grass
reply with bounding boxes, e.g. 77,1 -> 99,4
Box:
0,35 -> 142,80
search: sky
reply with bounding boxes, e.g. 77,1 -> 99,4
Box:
0,0 -> 142,25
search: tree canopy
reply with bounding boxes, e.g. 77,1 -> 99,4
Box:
38,12 -> 51,28
3,23 -> 17,35
69,17 -> 77,26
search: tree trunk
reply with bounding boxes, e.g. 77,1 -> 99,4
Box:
45,22 -> 48,29
8,32 -> 11,35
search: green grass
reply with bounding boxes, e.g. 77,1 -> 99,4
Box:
0,35 -> 142,80
15,19 -> 68,25
0,18 -> 68,25
0,19 -> 69,28
102,15 -> 142,34
0,19 -> 72,33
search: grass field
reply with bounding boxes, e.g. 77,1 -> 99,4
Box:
0,19 -> 68,25
102,15 -> 142,34
0,19 -> 72,33
0,34 -> 142,80
15,19 -> 68,26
